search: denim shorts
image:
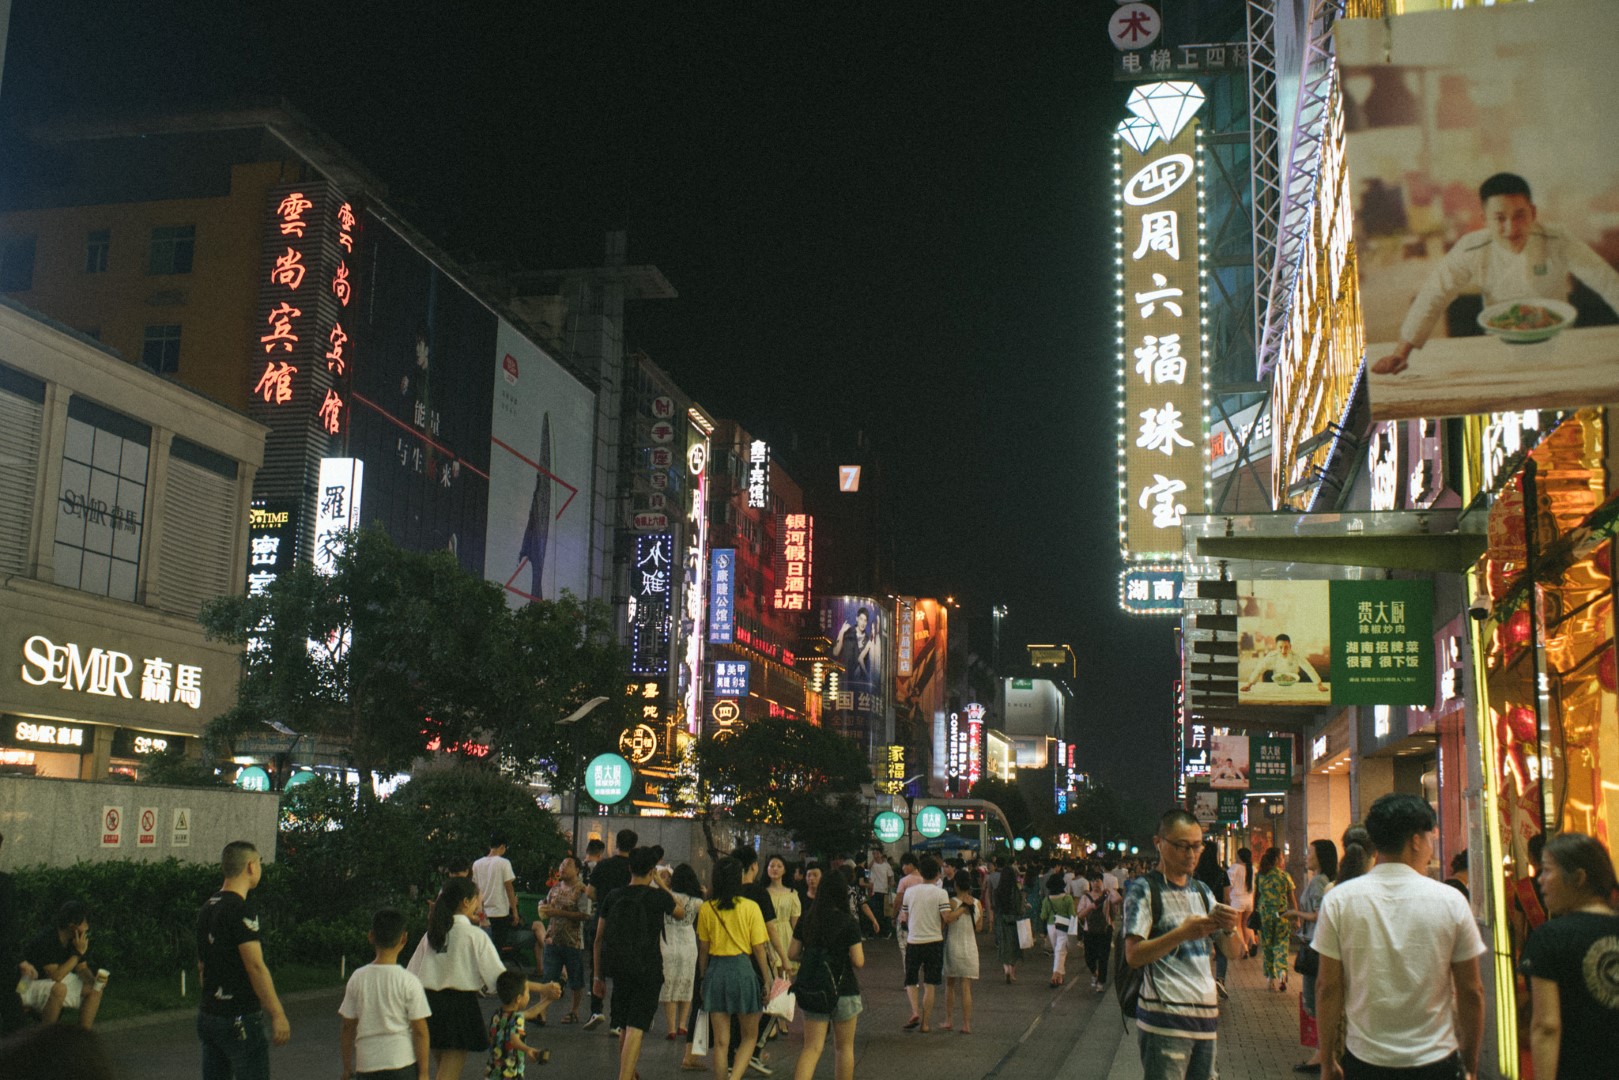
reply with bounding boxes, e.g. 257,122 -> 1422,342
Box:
801,993 -> 863,1024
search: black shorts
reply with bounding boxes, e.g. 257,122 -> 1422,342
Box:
610,971 -> 663,1033
903,940 -> 944,986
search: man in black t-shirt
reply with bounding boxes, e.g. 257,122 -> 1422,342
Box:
196,840 -> 289,1077
18,900 -> 105,1028
593,847 -> 681,1080
583,828 -> 637,1031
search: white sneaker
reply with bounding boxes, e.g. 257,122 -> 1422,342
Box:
582,1013 -> 604,1030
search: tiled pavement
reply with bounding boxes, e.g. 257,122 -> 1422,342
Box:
101,932 -> 1314,1079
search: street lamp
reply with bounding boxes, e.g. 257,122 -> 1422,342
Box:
898,774 -> 926,848
558,696 -> 611,854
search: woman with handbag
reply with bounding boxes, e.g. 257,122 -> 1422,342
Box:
991,864 -> 1026,983
1038,874 -> 1077,987
789,868 -> 864,1080
696,857 -> 770,1080
1284,839 -> 1337,1073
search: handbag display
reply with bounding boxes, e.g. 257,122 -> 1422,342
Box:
1016,917 -> 1035,950
1052,914 -> 1077,935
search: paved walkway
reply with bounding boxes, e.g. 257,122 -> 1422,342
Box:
99,932 -> 1312,1079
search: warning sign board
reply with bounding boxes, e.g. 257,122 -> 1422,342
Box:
137,807 -> 158,847
171,808 -> 192,848
100,806 -> 123,847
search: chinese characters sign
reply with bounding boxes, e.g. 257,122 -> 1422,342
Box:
313,458 -> 363,576
1249,736 -> 1292,794
1117,82 -> 1206,569
708,548 -> 735,644
1119,567 -> 1185,616
1328,580 -> 1435,706
713,660 -> 750,699
746,440 -> 769,509
772,514 -> 813,611
877,743 -> 907,796
20,635 -> 203,710
630,533 -> 674,676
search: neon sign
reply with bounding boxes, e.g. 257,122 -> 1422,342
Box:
20,635 -> 203,709
630,533 -> 674,676
1116,82 -> 1208,577
772,514 -> 812,611
747,440 -> 769,509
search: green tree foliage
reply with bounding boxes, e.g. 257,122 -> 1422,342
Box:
1057,785 -> 1137,848
691,719 -> 872,858
969,776 -> 1034,838
200,526 -> 627,785
389,767 -> 569,891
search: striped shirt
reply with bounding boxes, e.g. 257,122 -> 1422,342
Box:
1123,874 -> 1218,1039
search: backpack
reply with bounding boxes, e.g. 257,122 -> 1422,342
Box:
1112,873 -> 1162,1024
791,944 -> 843,1015
601,886 -> 665,978
1083,891 -> 1112,935
1111,873 -> 1211,1028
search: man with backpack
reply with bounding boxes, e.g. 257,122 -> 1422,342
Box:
1119,809 -> 1241,1080
592,846 -> 683,1080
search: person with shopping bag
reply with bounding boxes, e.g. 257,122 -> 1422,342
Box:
789,869 -> 865,1080
992,865 -> 1027,983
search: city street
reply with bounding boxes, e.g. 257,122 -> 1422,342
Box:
103,932 -> 1304,1080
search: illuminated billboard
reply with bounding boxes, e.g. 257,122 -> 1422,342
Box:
1116,81 -> 1208,571
772,513 -> 812,611
894,599 -> 948,792
1344,0 -> 1619,421
819,596 -> 889,751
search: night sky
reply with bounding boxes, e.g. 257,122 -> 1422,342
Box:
1,0 -> 1179,802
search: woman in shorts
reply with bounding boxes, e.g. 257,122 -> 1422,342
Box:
789,868 -> 865,1080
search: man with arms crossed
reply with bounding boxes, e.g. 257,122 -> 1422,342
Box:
1124,809 -> 1241,1080
1314,793 -> 1485,1080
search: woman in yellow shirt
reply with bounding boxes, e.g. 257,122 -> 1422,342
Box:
697,857 -> 771,1080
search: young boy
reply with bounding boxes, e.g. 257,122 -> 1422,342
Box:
339,909 -> 432,1080
488,969 -> 550,1077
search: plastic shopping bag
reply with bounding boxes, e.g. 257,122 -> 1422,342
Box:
692,1009 -> 710,1056
1016,918 -> 1035,950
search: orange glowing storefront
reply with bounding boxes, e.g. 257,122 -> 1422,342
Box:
1470,408 -> 1618,1076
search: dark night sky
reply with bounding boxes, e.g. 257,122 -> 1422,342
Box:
1,0 -> 1179,802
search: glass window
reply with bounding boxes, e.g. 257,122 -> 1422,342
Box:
85,229 -> 110,274
53,397 -> 149,603
141,324 -> 182,374
147,225 -> 195,275
0,235 -> 36,291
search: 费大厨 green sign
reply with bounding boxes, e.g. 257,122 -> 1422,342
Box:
585,753 -> 634,805
1248,736 -> 1292,793
1328,580 -> 1434,706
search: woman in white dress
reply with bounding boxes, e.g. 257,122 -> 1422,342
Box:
942,869 -> 984,1033
1228,847 -> 1255,956
660,863 -> 704,1038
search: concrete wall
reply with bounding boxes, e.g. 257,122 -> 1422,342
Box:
0,776 -> 278,870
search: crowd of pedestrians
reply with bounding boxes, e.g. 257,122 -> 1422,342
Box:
5,804 -> 1619,1080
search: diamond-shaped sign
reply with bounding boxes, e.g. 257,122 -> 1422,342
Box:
1126,81 -> 1206,145
1117,116 -> 1159,154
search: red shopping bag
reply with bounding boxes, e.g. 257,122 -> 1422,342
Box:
1299,998 -> 1319,1048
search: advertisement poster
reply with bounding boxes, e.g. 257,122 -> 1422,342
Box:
1208,733 -> 1249,790
1236,581 -> 1333,705
1328,580 -> 1435,706
485,321 -> 594,606
894,599 -> 948,791
348,214 -> 494,576
819,596 -> 889,752
1340,0 -> 1619,420
1249,736 -> 1293,794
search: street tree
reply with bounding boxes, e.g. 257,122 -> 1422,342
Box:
685,719 -> 872,858
201,527 -> 515,782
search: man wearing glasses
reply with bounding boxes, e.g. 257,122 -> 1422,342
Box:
1124,809 -> 1243,1080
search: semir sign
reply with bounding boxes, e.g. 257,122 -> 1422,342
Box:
20,635 -> 203,709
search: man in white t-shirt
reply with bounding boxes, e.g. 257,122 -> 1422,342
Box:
472,833 -> 539,972
1314,793 -> 1486,1080
339,908 -> 431,1080
900,854 -> 968,1033
868,849 -> 896,938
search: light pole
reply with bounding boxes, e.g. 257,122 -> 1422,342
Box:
899,774 -> 925,849
558,696 -> 611,855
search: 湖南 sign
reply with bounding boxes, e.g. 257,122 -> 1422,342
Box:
1117,82 -> 1207,571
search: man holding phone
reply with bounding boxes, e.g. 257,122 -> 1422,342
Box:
1124,809 -> 1243,1080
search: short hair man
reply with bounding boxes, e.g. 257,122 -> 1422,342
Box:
473,834 -> 541,973
901,854 -> 971,1032
1314,793 -> 1485,1080
582,828 -> 637,1031
1373,172 -> 1619,376
592,847 -> 682,1080
867,849 -> 895,938
1123,809 -> 1241,1080
197,841 -> 291,1076
19,901 -> 104,1029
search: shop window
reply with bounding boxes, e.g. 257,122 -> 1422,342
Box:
0,235 -> 36,291
141,324 -> 182,374
148,224 -> 195,275
85,229 -> 110,274
53,396 -> 150,603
